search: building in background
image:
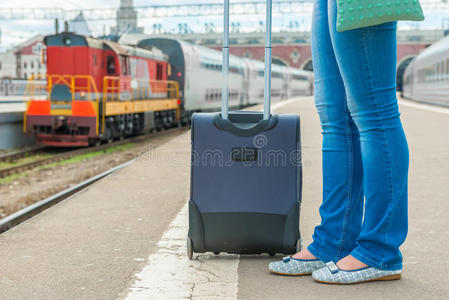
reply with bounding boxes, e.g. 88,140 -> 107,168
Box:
0,35 -> 45,80
70,12 -> 92,36
110,0 -> 144,36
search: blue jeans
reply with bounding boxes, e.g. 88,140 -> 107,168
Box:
307,0 -> 409,271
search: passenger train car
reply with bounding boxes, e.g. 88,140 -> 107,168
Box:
25,33 -> 313,147
136,38 -> 314,114
402,34 -> 449,107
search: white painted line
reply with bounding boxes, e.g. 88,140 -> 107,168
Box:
399,99 -> 449,115
126,203 -> 239,300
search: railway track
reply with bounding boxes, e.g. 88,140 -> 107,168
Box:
0,146 -> 48,163
0,159 -> 135,233
0,126 -> 188,233
0,127 -> 186,179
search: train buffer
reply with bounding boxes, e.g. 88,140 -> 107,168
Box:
0,96 -> 448,299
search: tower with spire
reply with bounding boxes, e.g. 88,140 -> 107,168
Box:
111,0 -> 144,36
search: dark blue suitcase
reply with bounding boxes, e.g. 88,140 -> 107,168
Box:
187,0 -> 301,258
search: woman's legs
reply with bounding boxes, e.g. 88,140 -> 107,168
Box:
305,0 -> 365,263
327,0 -> 409,271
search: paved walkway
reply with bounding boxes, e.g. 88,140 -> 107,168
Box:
0,97 -> 448,299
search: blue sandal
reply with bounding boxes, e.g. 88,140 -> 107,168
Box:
312,262 -> 402,284
269,256 -> 326,276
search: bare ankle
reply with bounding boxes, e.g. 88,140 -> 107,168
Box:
336,255 -> 368,271
292,248 -> 317,260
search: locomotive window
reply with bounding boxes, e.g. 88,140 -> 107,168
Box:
107,56 -> 116,75
156,63 -> 163,80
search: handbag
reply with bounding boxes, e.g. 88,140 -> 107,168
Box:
336,0 -> 425,32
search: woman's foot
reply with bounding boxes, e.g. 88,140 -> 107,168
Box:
336,255 -> 368,270
312,261 -> 402,284
268,248 -> 325,276
312,255 -> 402,284
292,248 -> 317,260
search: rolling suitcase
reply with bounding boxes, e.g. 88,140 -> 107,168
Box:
187,0 -> 302,259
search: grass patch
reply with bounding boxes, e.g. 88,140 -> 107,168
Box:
0,171 -> 30,185
59,143 -> 135,165
0,143 -> 135,185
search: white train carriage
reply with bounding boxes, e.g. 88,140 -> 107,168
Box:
134,37 -> 313,120
403,34 -> 449,107
287,68 -> 314,98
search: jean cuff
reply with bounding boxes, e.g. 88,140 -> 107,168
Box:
351,247 -> 403,271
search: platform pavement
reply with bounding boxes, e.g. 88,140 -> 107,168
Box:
0,96 -> 448,299
0,103 -> 26,114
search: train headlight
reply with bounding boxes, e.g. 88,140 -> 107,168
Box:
63,37 -> 72,45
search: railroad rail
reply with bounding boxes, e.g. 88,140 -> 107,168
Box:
0,146 -> 47,163
0,159 -> 135,233
0,126 -> 188,233
0,127 -> 186,179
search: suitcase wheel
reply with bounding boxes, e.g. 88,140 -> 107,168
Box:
187,237 -> 193,260
296,238 -> 302,253
213,252 -> 220,255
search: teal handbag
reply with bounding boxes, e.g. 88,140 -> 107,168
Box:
336,0 -> 425,32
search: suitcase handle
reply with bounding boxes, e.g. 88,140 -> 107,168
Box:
221,0 -> 272,121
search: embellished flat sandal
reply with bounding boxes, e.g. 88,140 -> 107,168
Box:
312,262 -> 402,284
269,256 -> 326,276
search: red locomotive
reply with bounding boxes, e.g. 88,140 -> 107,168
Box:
25,33 -> 180,146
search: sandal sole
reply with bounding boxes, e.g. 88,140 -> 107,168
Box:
270,270 -> 312,276
314,273 -> 402,285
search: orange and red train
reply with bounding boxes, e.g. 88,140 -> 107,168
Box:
24,33 -> 180,146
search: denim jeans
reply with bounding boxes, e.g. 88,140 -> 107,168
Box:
307,0 -> 409,271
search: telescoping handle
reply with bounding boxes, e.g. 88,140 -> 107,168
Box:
221,0 -> 272,120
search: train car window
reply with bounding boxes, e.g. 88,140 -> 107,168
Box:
107,56 -> 116,75
293,74 -> 307,81
156,63 -> 163,80
120,56 -> 128,76
272,72 -> 283,79
24,62 -> 27,69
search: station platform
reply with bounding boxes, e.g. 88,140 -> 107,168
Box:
0,96 -> 448,299
0,103 -> 34,150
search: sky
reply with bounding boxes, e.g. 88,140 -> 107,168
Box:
0,0 -> 447,52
